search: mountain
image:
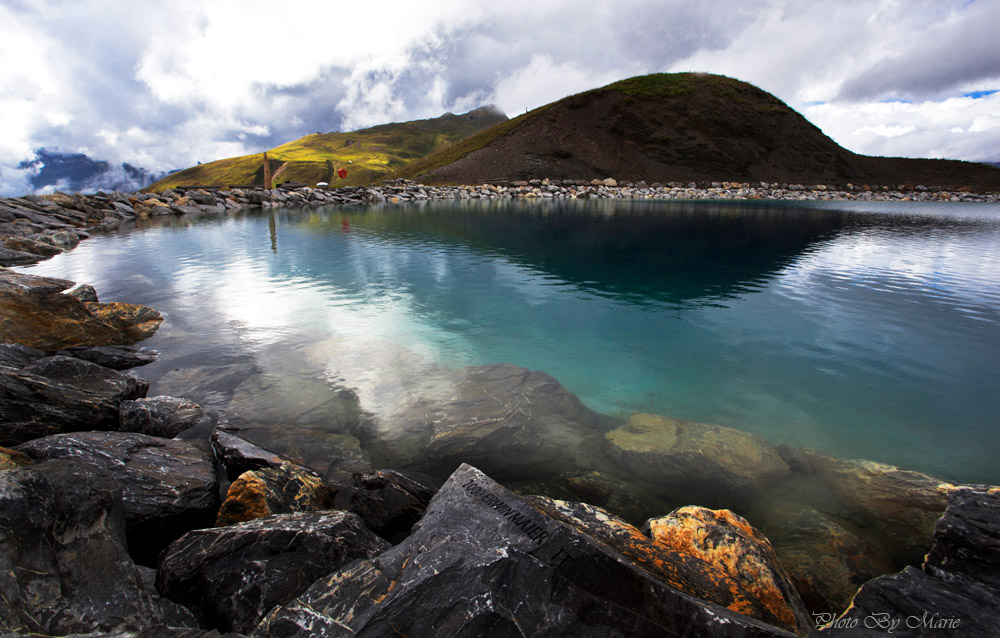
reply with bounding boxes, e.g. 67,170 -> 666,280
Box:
147,107 -> 508,191
19,149 -> 167,193
395,73 -> 1000,190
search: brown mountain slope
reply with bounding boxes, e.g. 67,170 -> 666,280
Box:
398,73 -> 1000,190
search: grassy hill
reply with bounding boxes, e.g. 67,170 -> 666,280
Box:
396,73 -> 1000,190
146,106 -> 507,191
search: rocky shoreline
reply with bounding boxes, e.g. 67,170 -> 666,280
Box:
2,178 -> 998,267
2,186 -> 1000,637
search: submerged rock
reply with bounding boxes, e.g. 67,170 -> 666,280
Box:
641,506 -> 811,634
604,413 -> 791,501
377,363 -> 613,480
820,485 -> 1000,637
806,450 -> 949,566
0,458 -> 197,635
253,464 -> 795,638
747,502 -> 894,614
15,431 -> 219,565
216,462 -> 335,527
119,396 -> 206,438
158,511 -> 390,634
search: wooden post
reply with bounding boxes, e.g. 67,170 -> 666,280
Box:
262,152 -> 272,189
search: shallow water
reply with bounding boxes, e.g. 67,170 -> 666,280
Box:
18,198 -> 1000,484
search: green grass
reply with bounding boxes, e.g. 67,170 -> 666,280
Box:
146,107 -> 506,191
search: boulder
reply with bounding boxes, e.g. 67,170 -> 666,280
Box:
376,363 -> 613,480
84,300 -> 164,343
211,422 -> 287,481
806,450 -> 949,565
15,431 -> 219,565
641,506 -> 812,634
0,458 -> 197,635
25,354 -> 148,401
253,464 -> 795,638
1,362 -> 126,446
120,396 -> 206,438
0,270 -> 163,350
57,344 -> 160,369
67,283 -> 99,302
746,502 -> 894,614
604,413 -> 791,502
819,486 -> 1000,637
3,235 -> 64,257
216,462 -> 335,527
557,470 -> 652,524
348,469 -> 436,543
0,343 -> 45,367
0,247 -> 41,265
158,511 -> 390,633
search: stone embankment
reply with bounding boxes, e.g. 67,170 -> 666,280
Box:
2,178 -> 997,266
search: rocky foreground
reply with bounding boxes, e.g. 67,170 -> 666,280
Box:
2,186 -> 1000,636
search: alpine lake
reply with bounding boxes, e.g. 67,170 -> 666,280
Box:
18,197 -> 1000,593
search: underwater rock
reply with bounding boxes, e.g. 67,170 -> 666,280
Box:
16,431 -> 219,565
158,511 -> 389,634
0,458 -> 198,635
604,413 -> 791,501
216,462 -> 335,527
805,450 -> 949,566
747,501 -> 894,614
640,506 -> 812,634
253,464 -> 795,638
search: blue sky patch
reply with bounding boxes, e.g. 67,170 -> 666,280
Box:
963,89 -> 998,99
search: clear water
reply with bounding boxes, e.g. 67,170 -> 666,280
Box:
18,198 -> 1000,484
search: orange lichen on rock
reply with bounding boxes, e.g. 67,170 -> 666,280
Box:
0,446 -> 32,470
646,506 -> 811,634
216,462 -> 334,526
526,496 -> 809,632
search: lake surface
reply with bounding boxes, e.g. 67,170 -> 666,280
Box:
19,198 -> 1000,485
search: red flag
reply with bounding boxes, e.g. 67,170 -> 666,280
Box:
337,168 -> 347,179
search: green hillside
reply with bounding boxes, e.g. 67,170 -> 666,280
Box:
147,106 -> 507,191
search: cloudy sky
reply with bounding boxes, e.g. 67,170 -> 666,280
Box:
1,0 -> 998,195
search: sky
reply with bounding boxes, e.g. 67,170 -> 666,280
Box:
1,0 -> 998,195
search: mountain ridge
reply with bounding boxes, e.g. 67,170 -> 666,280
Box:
395,73 -> 1000,191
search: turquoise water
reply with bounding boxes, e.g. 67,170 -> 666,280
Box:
19,198 -> 1000,483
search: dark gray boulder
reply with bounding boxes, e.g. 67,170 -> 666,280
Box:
0,343 -> 45,367
1,364 -> 121,446
0,458 -> 198,635
15,431 -> 219,565
58,345 -> 160,369
120,396 -> 206,438
211,423 -> 287,481
348,469 -> 436,543
68,283 -> 100,302
157,511 -> 390,634
817,486 -> 1000,637
25,354 -> 148,401
253,464 -> 794,638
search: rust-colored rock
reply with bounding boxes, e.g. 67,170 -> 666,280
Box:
643,506 -> 812,634
0,446 -> 32,470
0,270 -> 162,351
527,496 -> 809,634
605,413 -> 791,500
216,462 -> 335,526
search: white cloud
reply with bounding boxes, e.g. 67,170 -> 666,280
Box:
1,0 -> 999,196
